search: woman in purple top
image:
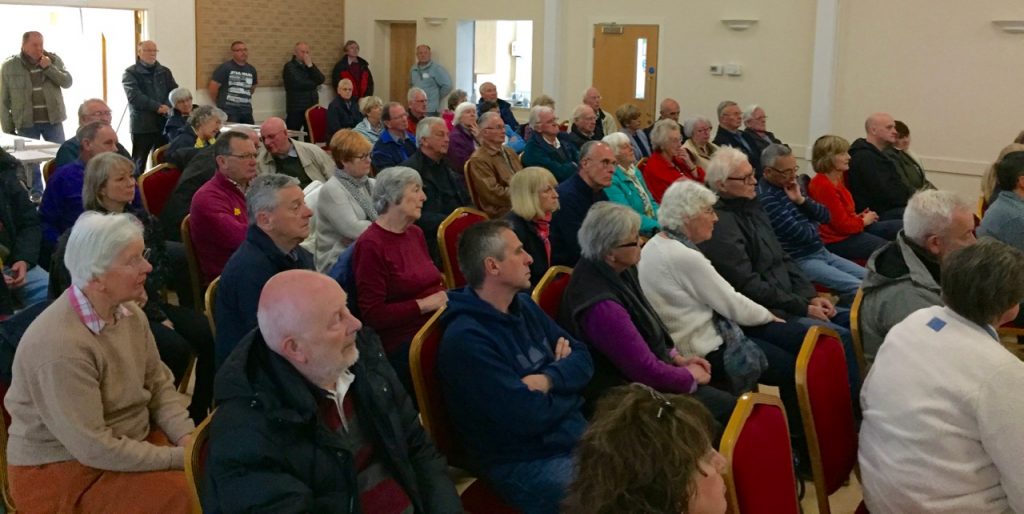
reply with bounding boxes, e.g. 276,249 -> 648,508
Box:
446,101 -> 479,175
558,202 -> 736,428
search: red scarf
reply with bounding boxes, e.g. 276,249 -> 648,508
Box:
534,214 -> 552,262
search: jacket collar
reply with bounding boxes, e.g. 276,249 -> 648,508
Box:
245,224 -> 299,265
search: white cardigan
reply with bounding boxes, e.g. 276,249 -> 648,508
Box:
638,234 -> 774,357
312,174 -> 375,273
859,305 -> 1024,514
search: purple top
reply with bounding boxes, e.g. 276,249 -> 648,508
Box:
581,300 -> 696,394
446,124 -> 477,176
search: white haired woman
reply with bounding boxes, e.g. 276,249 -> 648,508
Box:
602,131 -> 659,235
163,87 -> 193,141
559,201 -> 737,428
447,101 -> 479,174
643,119 -> 705,203
353,95 -> 385,145
682,116 -> 720,171
351,166 -> 446,393
6,212 -> 195,513
166,104 -> 226,169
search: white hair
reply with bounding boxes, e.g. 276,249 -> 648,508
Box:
682,116 -> 711,138
579,202 -> 640,260
704,146 -> 749,190
415,116 -> 445,146
373,166 -> 423,214
903,190 -> 972,246
407,87 -> 426,103
572,104 -> 593,122
601,131 -> 630,149
650,119 -> 682,151
742,104 -> 761,123
65,212 -> 144,288
658,180 -> 719,232
453,102 -> 477,126
529,105 -> 553,130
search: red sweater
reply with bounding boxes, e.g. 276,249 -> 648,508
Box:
807,173 -> 865,244
189,172 -> 248,283
352,223 -> 444,354
641,151 -> 705,203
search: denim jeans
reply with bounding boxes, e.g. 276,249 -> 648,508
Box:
796,248 -> 866,305
8,264 -> 49,309
486,454 -> 576,514
16,123 -> 66,196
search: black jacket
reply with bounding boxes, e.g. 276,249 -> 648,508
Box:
161,145 -> 217,241
203,328 -> 462,514
698,196 -> 816,317
122,59 -> 177,134
713,126 -> 762,174
848,138 -> 914,214
283,57 -> 326,116
566,125 -> 599,151
326,96 -> 363,141
741,127 -> 782,165
400,150 -> 470,265
0,149 -> 41,267
506,212 -> 550,288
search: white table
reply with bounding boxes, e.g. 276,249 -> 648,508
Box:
0,132 -> 60,152
1,132 -> 59,193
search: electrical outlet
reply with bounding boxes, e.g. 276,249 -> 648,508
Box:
725,63 -> 742,76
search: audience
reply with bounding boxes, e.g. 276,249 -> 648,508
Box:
447,100 -> 479,174
257,116 -> 334,188
476,81 -> 519,131
860,190 -> 976,366
370,101 -> 416,171
325,78 -> 363,140
208,40 -> 257,124
682,115 -> 719,171
506,166 -> 559,288
646,97 -> 684,139
331,40 -> 374,100
848,112 -> 914,220
713,100 -> 761,174
550,141 -> 614,266
758,143 -> 865,305
602,131 -> 659,235
979,151 -> 1024,251
643,118 -> 705,202
441,88 -> 467,130
563,384 -> 727,514
465,111 -> 524,218
53,98 -> 131,168
400,116 -> 470,264
189,130 -> 258,283
215,173 -> 313,366
616,103 -> 653,159
351,166 -> 446,392
887,120 -> 934,191
741,104 -> 782,159
313,129 -> 376,272
560,202 -> 737,425
203,270 -> 461,512
583,87 -> 617,138
281,41 -> 325,132
480,99 -> 526,153
410,44 -> 452,117
860,239 -> 1024,513
406,87 -> 429,133
567,104 -> 600,149
6,212 -> 194,513
439,219 -> 592,513
353,95 -> 385,145
522,105 -> 580,182
123,40 -> 177,172
165,104 -> 224,169
0,149 -> 46,308
808,134 -> 902,262
162,87 -> 193,141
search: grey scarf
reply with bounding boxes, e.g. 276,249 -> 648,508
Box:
334,168 -> 378,220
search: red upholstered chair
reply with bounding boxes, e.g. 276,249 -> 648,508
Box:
139,163 -> 183,217
530,266 -> 572,320
151,143 -> 169,166
437,208 -> 488,289
185,409 -> 216,514
305,105 -> 328,146
796,326 -> 861,514
720,393 -> 800,514
409,309 -> 520,514
0,381 -> 15,513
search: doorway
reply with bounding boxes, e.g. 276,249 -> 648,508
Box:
592,24 -> 659,127
388,22 -> 417,104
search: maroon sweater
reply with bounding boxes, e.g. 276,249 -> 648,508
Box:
352,223 -> 444,354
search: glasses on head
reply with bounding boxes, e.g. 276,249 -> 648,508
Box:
726,173 -> 756,184
639,384 -> 674,419
229,152 -> 259,160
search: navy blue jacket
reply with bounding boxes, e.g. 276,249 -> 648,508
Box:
520,131 -> 580,182
122,59 -> 177,134
713,126 -> 763,175
438,287 -> 592,472
370,129 -> 416,172
214,225 -> 314,367
550,174 -> 608,266
476,98 -> 519,132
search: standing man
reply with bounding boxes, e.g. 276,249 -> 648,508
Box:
122,40 -> 177,173
209,41 -> 258,124
282,42 -> 325,132
409,45 -> 452,117
0,31 -> 73,196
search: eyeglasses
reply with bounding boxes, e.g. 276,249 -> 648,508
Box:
229,152 -> 259,160
767,165 -> 799,176
726,173 -> 756,184
639,384 -> 674,419
616,236 -> 641,248
89,110 -> 113,117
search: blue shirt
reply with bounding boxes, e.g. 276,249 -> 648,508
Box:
978,190 -> 1024,253
39,160 -> 142,244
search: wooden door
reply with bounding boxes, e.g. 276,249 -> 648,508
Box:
388,22 -> 417,104
592,24 -> 659,128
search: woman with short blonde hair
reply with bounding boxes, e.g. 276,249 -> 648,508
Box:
507,166 -> 559,287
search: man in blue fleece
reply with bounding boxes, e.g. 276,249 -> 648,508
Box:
438,219 -> 593,514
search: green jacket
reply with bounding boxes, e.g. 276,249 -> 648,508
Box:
0,52 -> 72,133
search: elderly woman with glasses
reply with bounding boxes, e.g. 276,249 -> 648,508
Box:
166,104 -> 226,169
6,212 -> 195,513
49,152 -> 215,422
602,132 -> 659,236
643,119 -> 705,203
314,129 -> 377,272
163,87 -> 193,141
559,202 -> 736,425
564,384 -> 727,514
351,166 -> 446,393
682,116 -> 720,171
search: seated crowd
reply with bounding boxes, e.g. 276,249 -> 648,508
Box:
3,35 -> 1024,513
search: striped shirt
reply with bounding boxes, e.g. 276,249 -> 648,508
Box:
757,180 -> 830,260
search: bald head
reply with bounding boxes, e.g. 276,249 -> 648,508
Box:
659,98 -> 681,121
260,117 -> 292,156
865,112 -> 897,148
583,87 -> 602,110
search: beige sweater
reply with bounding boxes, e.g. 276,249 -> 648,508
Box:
5,291 -> 194,471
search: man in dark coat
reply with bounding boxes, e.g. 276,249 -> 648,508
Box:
202,269 -> 462,513
713,100 -> 763,175
282,42 -> 326,133
848,112 -> 915,220
122,40 -> 177,172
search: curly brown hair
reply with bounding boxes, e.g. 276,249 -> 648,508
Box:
562,384 -> 715,514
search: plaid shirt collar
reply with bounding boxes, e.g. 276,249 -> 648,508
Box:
68,285 -> 132,335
